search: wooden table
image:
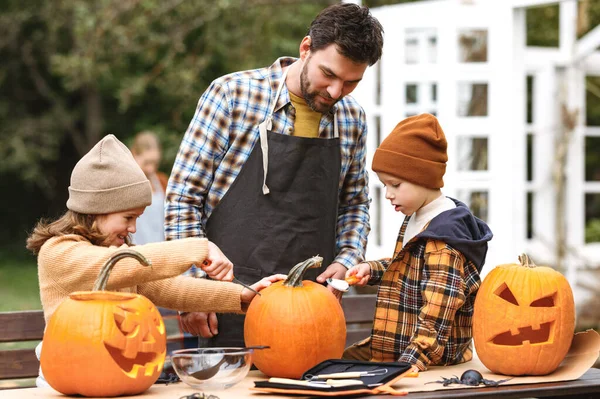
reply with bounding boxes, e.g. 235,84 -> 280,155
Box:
2,368 -> 600,399
386,367 -> 600,399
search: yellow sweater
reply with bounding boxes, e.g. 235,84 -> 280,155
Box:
37,235 -> 245,322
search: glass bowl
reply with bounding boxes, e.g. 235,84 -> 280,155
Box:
171,347 -> 253,390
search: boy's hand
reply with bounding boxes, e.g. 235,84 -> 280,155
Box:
345,263 -> 371,287
200,241 -> 234,281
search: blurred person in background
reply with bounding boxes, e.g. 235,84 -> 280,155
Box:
130,131 -> 169,245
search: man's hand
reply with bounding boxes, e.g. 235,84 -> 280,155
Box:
179,312 -> 218,338
200,241 -> 234,281
316,262 -> 348,300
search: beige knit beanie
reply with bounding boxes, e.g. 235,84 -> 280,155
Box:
67,134 -> 152,214
372,113 -> 448,189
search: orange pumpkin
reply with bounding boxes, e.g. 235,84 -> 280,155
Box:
244,256 -> 346,379
41,250 -> 166,397
473,254 -> 575,376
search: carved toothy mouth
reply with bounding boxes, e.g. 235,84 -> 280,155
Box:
105,343 -> 162,374
491,321 -> 552,345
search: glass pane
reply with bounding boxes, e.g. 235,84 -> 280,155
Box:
405,29 -> 437,64
375,61 -> 382,106
374,186 -> 382,247
405,37 -> 418,64
526,133 -> 534,181
457,190 -> 489,221
585,137 -> 600,181
585,193 -> 600,243
431,83 -> 437,102
527,191 -> 534,239
527,76 -> 534,124
458,29 -> 488,62
375,115 -> 381,145
458,82 -> 488,117
586,76 -> 600,126
457,137 -> 488,171
428,36 -> 437,63
406,84 -> 418,104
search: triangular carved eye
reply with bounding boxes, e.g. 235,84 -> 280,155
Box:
530,294 -> 555,307
142,329 -> 156,344
493,283 -> 518,305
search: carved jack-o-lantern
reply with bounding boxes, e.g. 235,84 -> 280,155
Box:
473,254 -> 575,376
41,250 -> 166,397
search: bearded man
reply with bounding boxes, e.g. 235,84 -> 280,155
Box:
165,2 -> 384,348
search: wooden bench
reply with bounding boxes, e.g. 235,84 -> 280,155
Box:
341,294 -> 376,347
0,294 -> 376,389
0,308 -> 186,389
0,310 -> 45,389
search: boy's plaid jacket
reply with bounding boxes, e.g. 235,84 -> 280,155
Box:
363,198 -> 493,370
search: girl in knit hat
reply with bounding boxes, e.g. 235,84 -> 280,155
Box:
27,134 -> 284,386
27,134 -> 282,321
341,114 -> 493,371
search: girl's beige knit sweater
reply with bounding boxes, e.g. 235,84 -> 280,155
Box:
37,235 -> 244,322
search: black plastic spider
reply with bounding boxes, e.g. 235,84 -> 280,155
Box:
155,371 -> 180,385
427,369 -> 512,387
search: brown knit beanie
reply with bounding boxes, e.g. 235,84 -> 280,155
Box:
372,113 -> 447,189
67,134 -> 152,214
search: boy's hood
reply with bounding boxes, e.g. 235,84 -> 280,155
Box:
416,198 -> 493,271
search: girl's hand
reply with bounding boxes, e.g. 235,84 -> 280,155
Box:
241,274 -> 287,304
201,241 -> 234,281
345,263 -> 371,287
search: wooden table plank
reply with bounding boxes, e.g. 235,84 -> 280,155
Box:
1,368 -> 599,399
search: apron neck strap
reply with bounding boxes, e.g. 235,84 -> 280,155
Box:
258,66 -> 338,195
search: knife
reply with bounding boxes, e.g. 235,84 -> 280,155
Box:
268,377 -> 364,388
232,276 -> 261,296
202,260 -> 261,296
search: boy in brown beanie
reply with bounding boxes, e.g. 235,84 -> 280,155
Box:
342,114 -> 493,371
26,134 -> 285,386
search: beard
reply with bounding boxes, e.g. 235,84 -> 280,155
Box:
299,58 -> 340,113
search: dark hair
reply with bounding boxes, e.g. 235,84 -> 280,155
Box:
308,3 -> 384,66
26,210 -> 130,255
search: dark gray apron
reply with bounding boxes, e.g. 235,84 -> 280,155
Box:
202,68 -> 341,347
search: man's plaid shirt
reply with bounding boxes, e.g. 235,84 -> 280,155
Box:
165,57 -> 370,268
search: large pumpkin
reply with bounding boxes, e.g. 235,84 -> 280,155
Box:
473,254 -> 575,376
244,256 -> 346,379
41,249 -> 166,397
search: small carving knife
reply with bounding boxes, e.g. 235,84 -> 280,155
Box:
268,377 -> 364,388
202,260 -> 261,296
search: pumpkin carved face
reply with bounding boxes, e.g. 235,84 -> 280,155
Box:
40,250 -> 166,397
101,293 -> 166,377
41,292 -> 166,397
473,254 -> 575,376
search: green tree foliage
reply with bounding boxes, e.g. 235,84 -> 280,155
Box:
1,0 -> 599,248
0,0 -> 333,244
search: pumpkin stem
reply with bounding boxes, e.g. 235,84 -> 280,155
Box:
283,256 -> 323,287
518,253 -> 537,268
93,249 -> 152,291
